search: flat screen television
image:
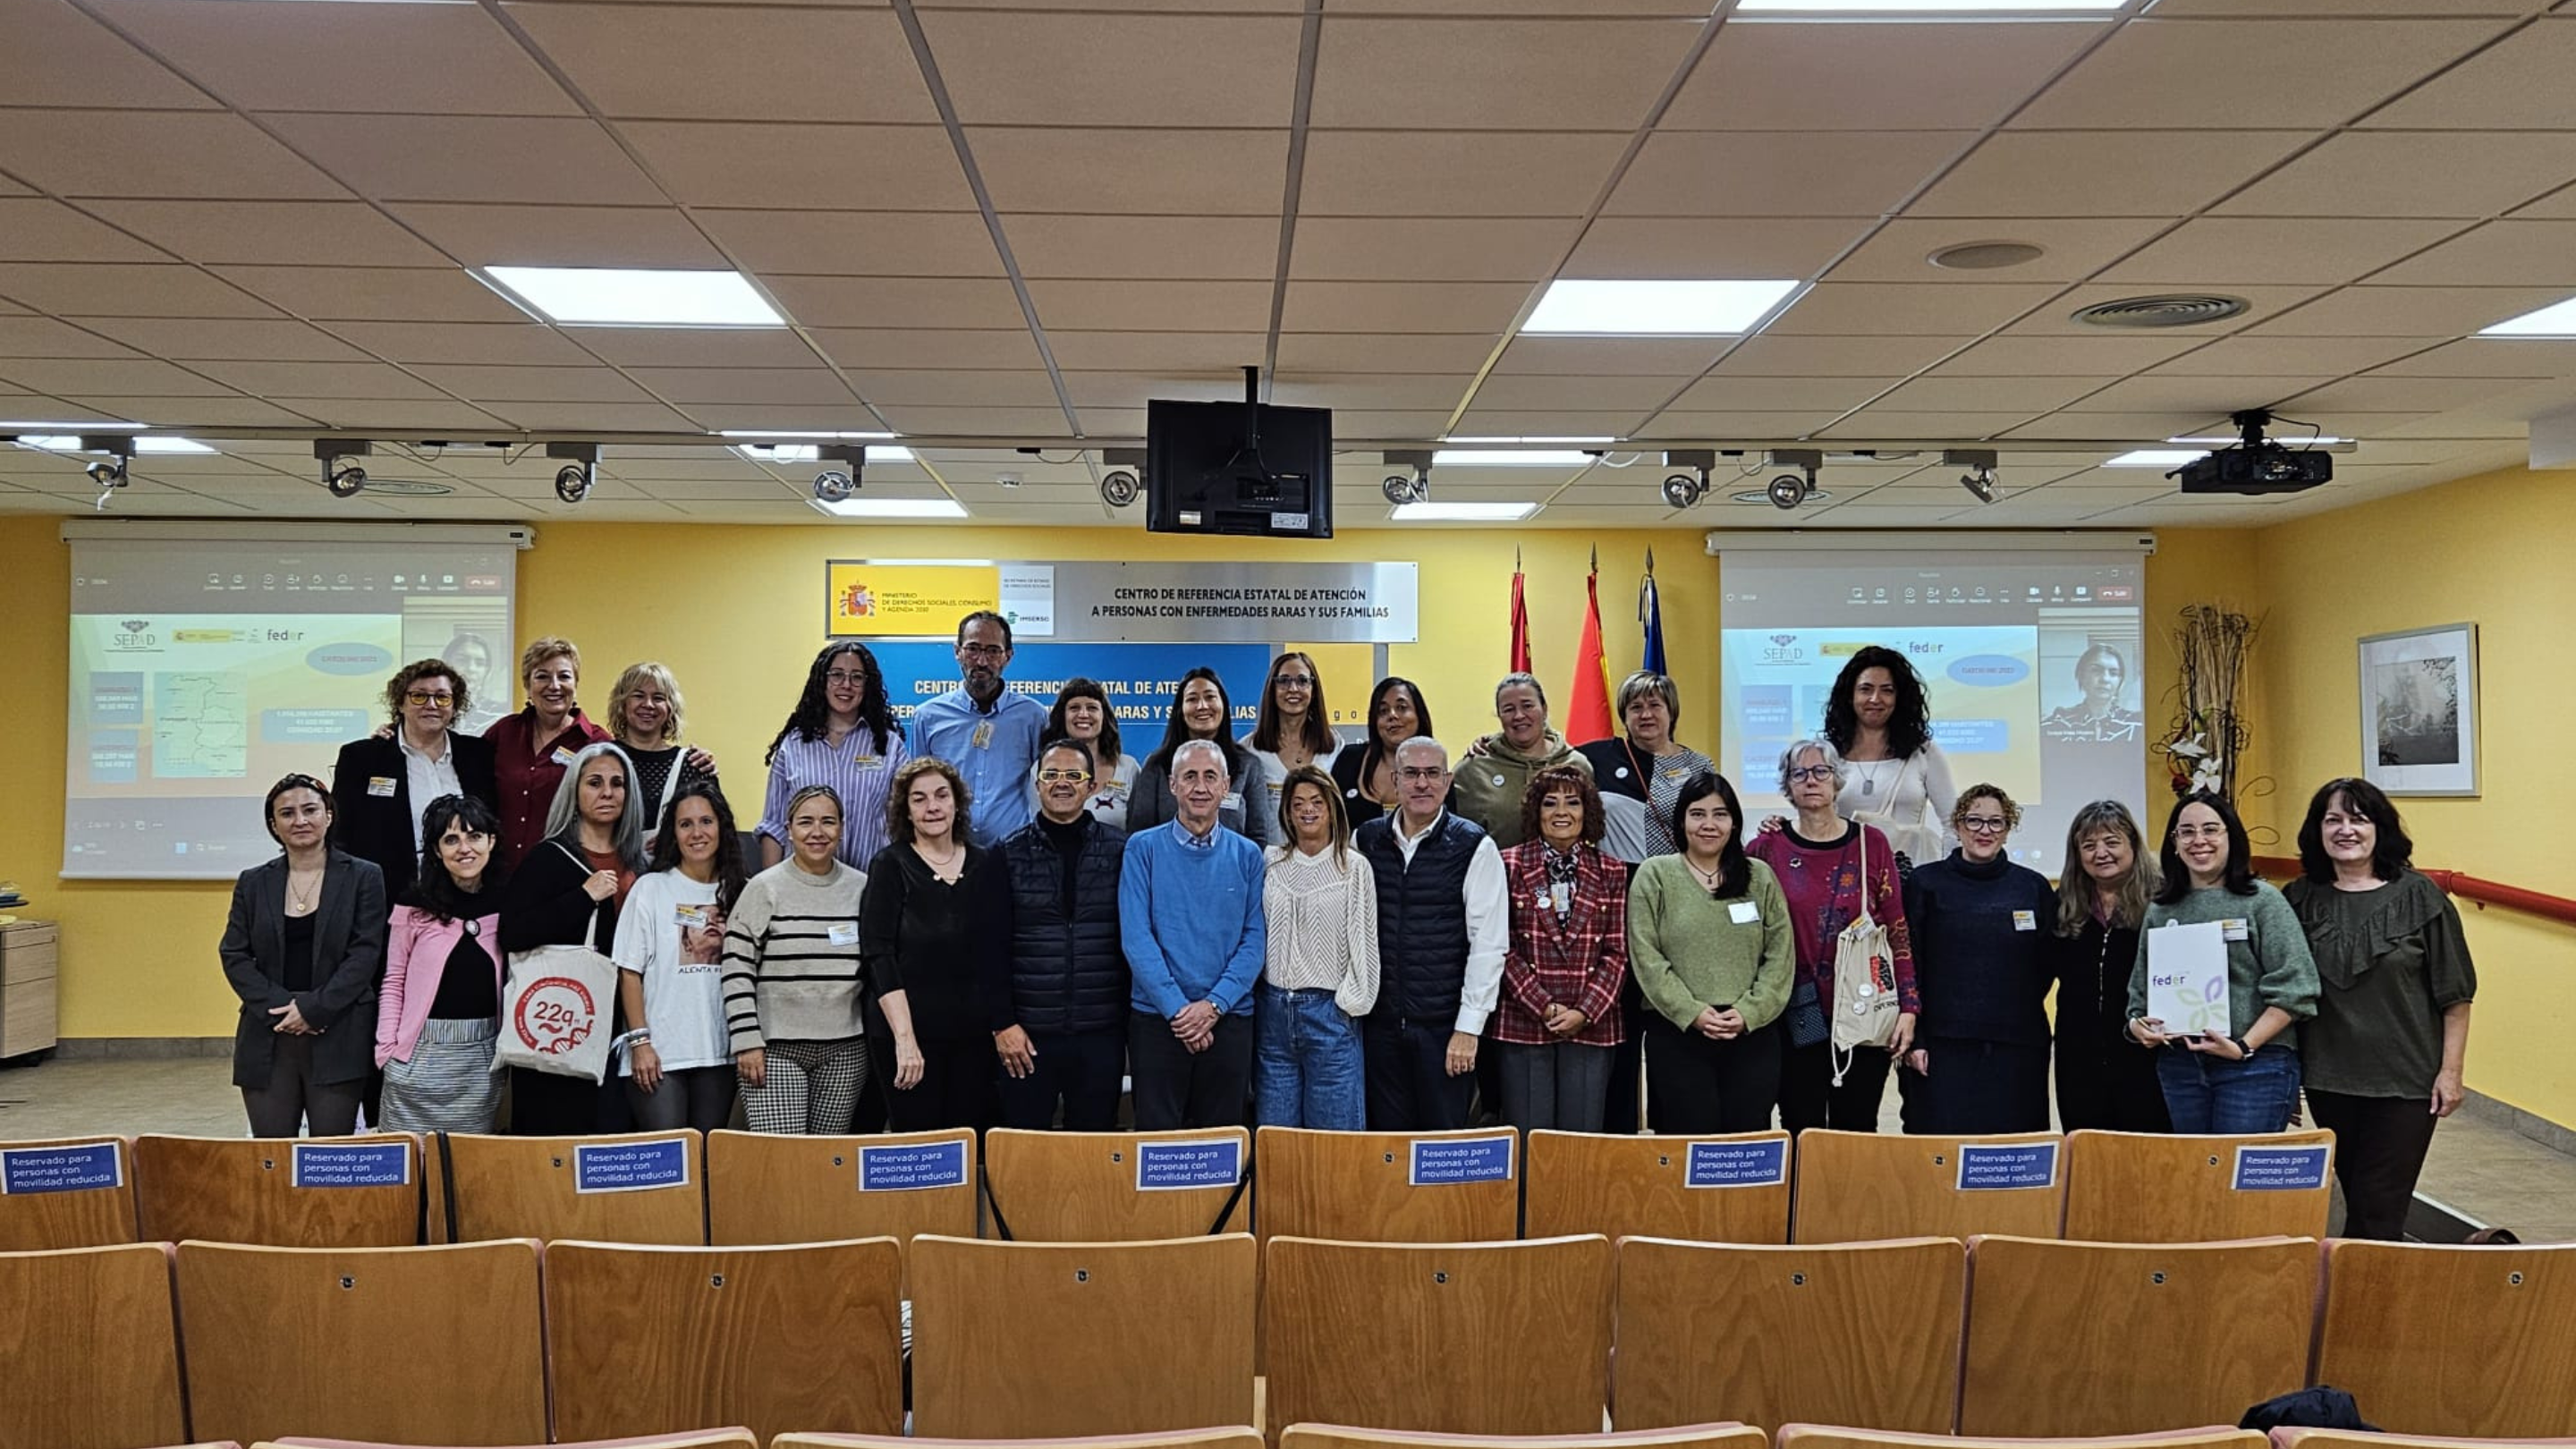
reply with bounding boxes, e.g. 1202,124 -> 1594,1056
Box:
1144,397 -> 1333,539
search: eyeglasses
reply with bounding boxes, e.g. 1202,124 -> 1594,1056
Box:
1397,767 -> 1448,783
1038,769 -> 1092,783
958,643 -> 1006,659
404,691 -> 454,707
1786,766 -> 1836,783
1960,817 -> 2010,834
824,671 -> 869,686
1275,675 -> 1314,688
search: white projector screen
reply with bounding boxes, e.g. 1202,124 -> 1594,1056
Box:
63,526 -> 521,880
1718,542 -> 2149,877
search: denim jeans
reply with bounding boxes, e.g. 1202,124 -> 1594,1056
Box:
1254,982 -> 1366,1130
2156,1043 -> 2303,1134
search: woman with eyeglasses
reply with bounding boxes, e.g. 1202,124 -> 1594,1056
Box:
334,658 -> 498,915
758,641 -> 909,873
1047,678 -> 1140,826
220,774 -> 387,1137
1896,784 -> 2057,1134
1249,652 -> 1342,823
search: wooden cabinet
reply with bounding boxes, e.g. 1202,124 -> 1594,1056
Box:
0,920 -> 60,1060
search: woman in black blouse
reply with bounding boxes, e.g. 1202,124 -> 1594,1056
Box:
2046,799 -> 2171,1132
863,756 -> 1013,1131
218,774 -> 386,1137
499,741 -> 647,1135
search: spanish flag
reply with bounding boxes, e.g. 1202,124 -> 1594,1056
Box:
1567,549 -> 1614,745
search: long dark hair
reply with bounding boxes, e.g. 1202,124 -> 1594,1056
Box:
1250,650 -> 1335,757
1823,645 -> 1932,758
2154,790 -> 2257,903
411,792 -> 504,920
2295,776 -> 2414,885
1354,676 -> 1434,792
1672,771 -> 1751,899
765,641 -> 896,767
1049,677 -> 1123,765
1146,666 -> 1247,775
646,780 -> 751,915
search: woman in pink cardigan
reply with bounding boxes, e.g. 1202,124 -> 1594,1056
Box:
377,793 -> 507,1131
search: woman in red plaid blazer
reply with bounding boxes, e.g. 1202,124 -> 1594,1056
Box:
1491,765 -> 1631,1132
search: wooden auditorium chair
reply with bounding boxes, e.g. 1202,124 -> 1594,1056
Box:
1256,1125 -> 1520,1243
1524,1129 -> 1792,1244
0,1135 -> 140,1250
704,1126 -> 977,1251
2310,1238 -> 2576,1437
1790,1130 -> 2063,1244
135,1132 -> 420,1247
0,1241 -> 188,1449
982,1127 -> 1252,1241
2060,1129 -> 2334,1242
424,1130 -> 705,1245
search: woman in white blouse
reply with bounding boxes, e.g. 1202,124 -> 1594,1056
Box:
1823,645 -> 1958,870
1255,765 -> 1378,1129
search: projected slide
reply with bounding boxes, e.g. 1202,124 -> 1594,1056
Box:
64,535 -> 516,879
1718,549 -> 2148,876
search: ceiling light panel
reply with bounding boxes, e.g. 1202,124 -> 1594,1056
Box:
1392,502 -> 1541,522
1522,279 -> 1802,335
478,267 -> 786,327
811,498 -> 969,519
2105,449 -> 2207,468
2479,296 -> 2576,338
1431,450 -> 1597,468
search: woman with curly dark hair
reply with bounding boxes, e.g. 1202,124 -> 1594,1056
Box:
757,640 -> 908,872
1491,765 -> 1630,1132
1820,644 -> 1957,869
864,756 -> 1013,1131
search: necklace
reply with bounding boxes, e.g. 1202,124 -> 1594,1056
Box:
286,867 -> 322,913
917,839 -> 963,878
1684,854 -> 1724,891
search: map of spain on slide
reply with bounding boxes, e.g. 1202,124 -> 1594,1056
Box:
153,672 -> 249,778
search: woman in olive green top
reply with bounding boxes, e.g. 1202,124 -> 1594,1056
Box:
2126,792 -> 2319,1133
2284,778 -> 2474,1240
1627,772 -> 1795,1133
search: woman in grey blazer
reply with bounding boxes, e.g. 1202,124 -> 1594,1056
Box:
218,773 -> 387,1137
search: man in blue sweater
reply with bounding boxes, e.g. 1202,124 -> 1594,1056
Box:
1120,738 -> 1267,1129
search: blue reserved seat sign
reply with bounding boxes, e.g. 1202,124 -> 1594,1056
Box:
1136,1138 -> 1242,1191
2233,1144 -> 2330,1191
1686,1138 -> 1789,1189
0,1140 -> 123,1195
1956,1141 -> 2059,1191
1410,1133 -> 1514,1186
291,1141 -> 411,1189
572,1137 -> 692,1194
858,1140 -> 969,1192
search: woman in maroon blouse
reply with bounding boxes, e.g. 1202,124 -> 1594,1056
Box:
483,635 -> 610,871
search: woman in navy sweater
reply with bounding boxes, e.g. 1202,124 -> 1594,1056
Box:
1898,784 -> 2057,1134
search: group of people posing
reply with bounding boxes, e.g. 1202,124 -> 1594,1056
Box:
220,629 -> 2475,1241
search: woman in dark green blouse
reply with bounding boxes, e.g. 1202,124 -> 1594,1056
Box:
2283,778 -> 2475,1241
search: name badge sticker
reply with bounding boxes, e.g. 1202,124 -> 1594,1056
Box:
551,747 -> 579,767
292,1140 -> 411,1189
2222,918 -> 2251,942
1136,1137 -> 1243,1191
826,921 -> 860,947
1409,1132 -> 1514,1186
1956,1140 -> 2059,1191
367,775 -> 398,798
0,1140 -> 124,1195
1685,1138 -> 1788,1189
2012,910 -> 2038,932
1222,792 -> 1243,811
573,1137 -> 692,1194
857,1139 -> 970,1192
2233,1144 -> 2330,1192
1728,900 -> 1761,926
674,903 -> 708,928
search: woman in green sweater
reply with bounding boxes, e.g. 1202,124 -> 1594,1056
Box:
1626,772 -> 1795,1133
2126,791 -> 2319,1133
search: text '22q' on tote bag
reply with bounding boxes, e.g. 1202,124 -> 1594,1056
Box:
1830,824 -> 1901,1084
495,844 -> 619,1085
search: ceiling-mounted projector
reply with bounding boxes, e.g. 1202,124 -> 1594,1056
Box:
2170,409 -> 2334,496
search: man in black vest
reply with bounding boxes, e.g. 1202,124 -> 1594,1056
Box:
987,738 -> 1131,1130
1354,735 -> 1509,1130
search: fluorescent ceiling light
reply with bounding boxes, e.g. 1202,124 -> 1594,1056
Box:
811,497 -> 969,520
1522,278 -> 1800,335
1392,502 -> 1540,522
2478,295 -> 2576,338
733,443 -> 912,463
1442,435 -> 1619,445
16,434 -> 214,454
2167,434 -> 2349,446
1432,449 -> 1596,468
2106,449 -> 2207,468
1737,0 -> 2123,11
2,419 -> 137,432
718,429 -> 897,440
479,267 -> 784,327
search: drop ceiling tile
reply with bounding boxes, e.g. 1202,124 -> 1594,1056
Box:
765,275 -> 1029,329
505,4 -> 934,123
1669,376 -> 1898,412
0,358 -> 238,396
2014,19 -> 2504,131
2000,411 -> 2220,441
1293,218 -> 1578,284
1493,337 -> 1722,377
2243,284 -> 2574,337
1273,334 -> 1502,374
271,114 -> 669,207
1606,131 -> 1971,219
1565,217 -> 1869,281
1055,372 -> 1232,409
326,321 -> 596,367
1665,21 -> 2103,132
1868,376 -> 2122,415
1321,410 -> 1453,438
809,328 -> 1047,370
63,395 -> 322,427
211,267 -> 529,323
2361,18 -> 2576,131
2010,284 -> 2326,336
696,210 -> 1003,277
0,0 -> 219,110
868,405 -> 1080,436
80,200 -> 452,268
851,370 -> 1067,408
1826,219 -> 2174,286
1300,131 -> 1628,218
1449,409 -> 1648,436
1028,280 -> 1273,333
2368,221 -> 2576,287
188,360 -> 450,401
1911,131 -> 2310,218
0,263 -> 282,318
2280,376 -> 2535,414
91,0 -> 578,114
1766,283 -> 2060,338
0,199 -> 172,263
2516,182 -> 2576,221
576,329 -> 825,369
1280,281 -> 1530,335
1459,374 -> 1668,412
0,110 -> 348,200
1710,334 -> 1971,377
682,402 -> 902,433
968,129 -> 1289,216
383,204 -> 726,270
2098,217 -> 2467,287
1312,17 -> 1699,131
409,364 -> 658,404
1286,375 -> 1479,411
481,401 -> 706,431
627,367 -> 858,407
2215,131 -> 2576,220
2364,338 -> 2576,378
1004,216 -> 1276,283
2140,334 -> 2429,378
2062,374 -> 2334,414
923,11 -> 1302,127
0,318 -> 144,360
1930,335 -> 2203,377
263,400 -> 516,432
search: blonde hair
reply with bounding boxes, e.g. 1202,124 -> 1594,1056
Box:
2054,799 -> 2158,936
1950,783 -> 2021,833
606,660 -> 686,746
520,636 -> 580,684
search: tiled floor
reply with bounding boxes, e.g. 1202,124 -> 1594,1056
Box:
4,1055 -> 2571,1241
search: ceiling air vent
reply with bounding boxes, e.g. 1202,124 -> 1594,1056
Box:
2070,294 -> 2250,328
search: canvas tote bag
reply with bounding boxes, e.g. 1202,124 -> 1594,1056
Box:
1830,822 -> 1902,1083
494,843 -> 619,1084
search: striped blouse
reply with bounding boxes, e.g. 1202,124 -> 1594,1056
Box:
721,859 -> 869,1052
757,724 -> 909,871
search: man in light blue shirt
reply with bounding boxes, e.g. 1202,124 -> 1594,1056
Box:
909,610 -> 1047,845
1120,739 -> 1266,1130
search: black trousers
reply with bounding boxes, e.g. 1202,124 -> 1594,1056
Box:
1361,1015 -> 1477,1131
1600,974 -> 1648,1133
996,1027 -> 1127,1131
508,1065 -> 606,1136
886,1033 -> 999,1133
2307,1088 -> 2442,1241
1128,1011 -> 1255,1131
1778,1038 -> 1894,1133
1902,1036 -> 2051,1136
2055,1032 -> 2174,1133
242,1035 -> 364,1138
1642,1016 -> 1783,1135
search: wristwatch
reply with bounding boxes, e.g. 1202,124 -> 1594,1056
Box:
2233,1036 -> 2256,1060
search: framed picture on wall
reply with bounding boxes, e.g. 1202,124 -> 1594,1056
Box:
2359,623 -> 2479,797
